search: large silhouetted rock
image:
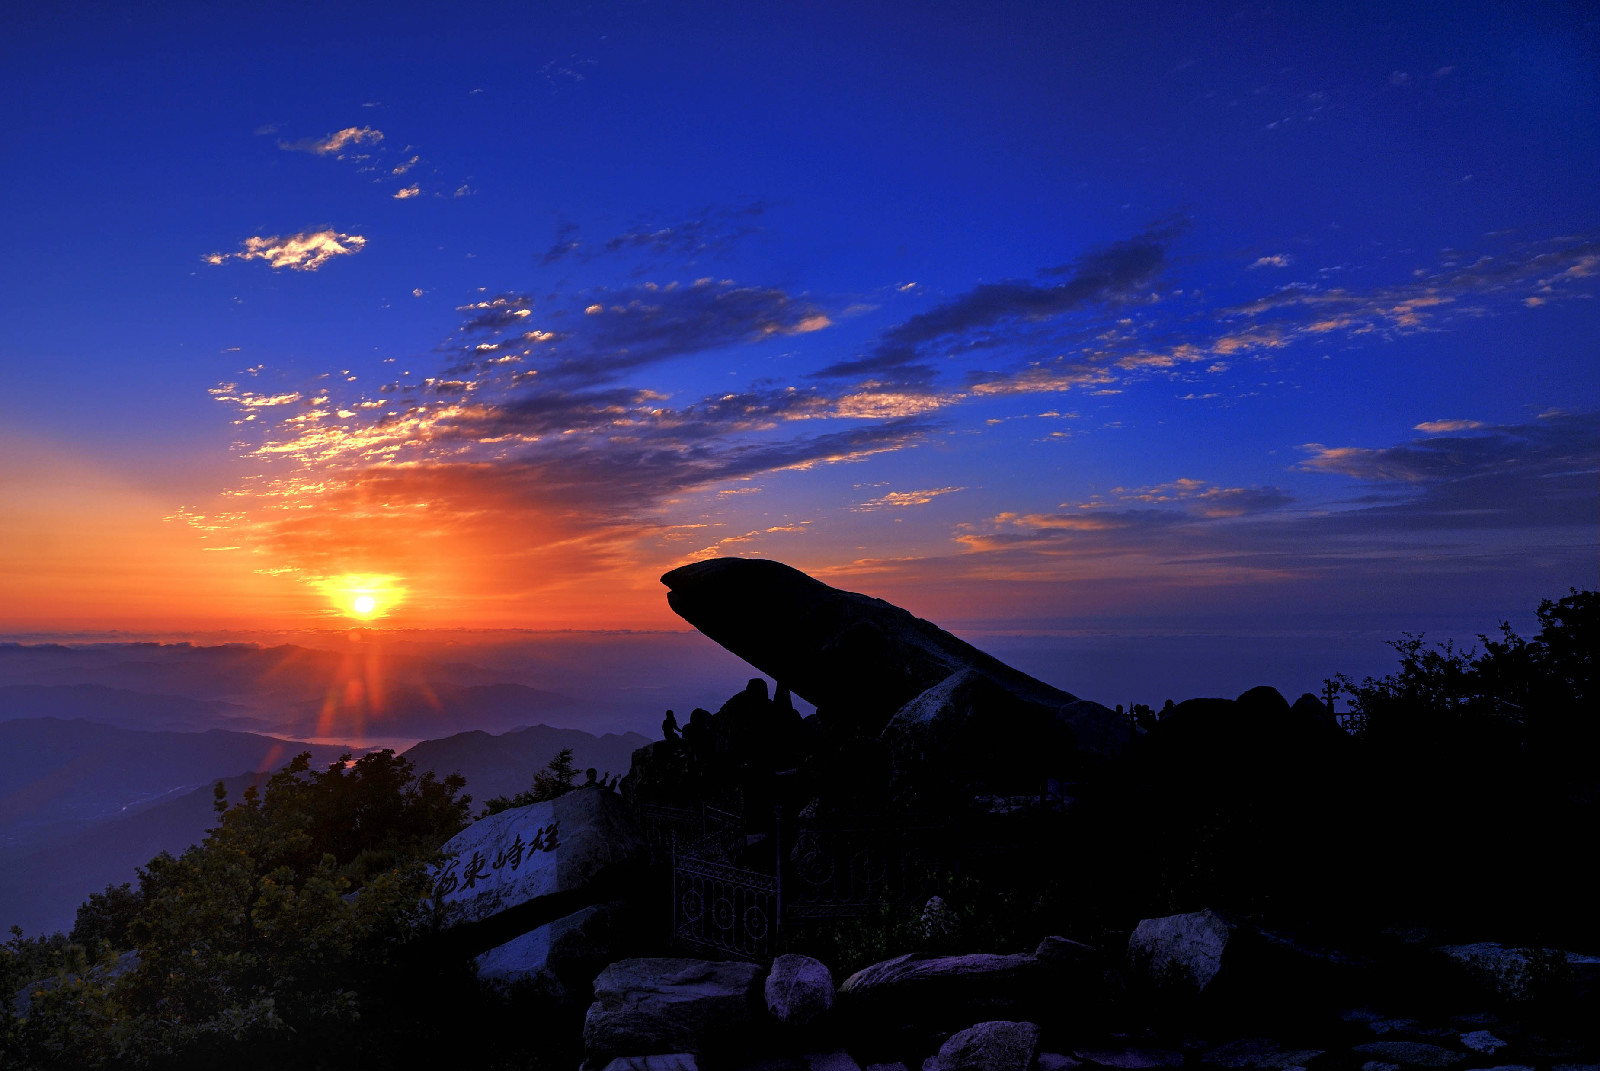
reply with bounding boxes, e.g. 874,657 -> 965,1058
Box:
660,558 -> 1123,756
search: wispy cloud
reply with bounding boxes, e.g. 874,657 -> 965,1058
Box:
204,230 -> 367,271
944,414 -> 1596,582
814,219 -> 1188,383
196,215 -> 1598,621
1413,418 -> 1484,433
541,204 -> 768,266
956,233 -> 1600,400
393,184 -> 421,200
444,278 -> 831,387
854,486 -> 965,511
277,126 -> 384,155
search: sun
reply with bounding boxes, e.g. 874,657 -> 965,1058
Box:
315,574 -> 406,621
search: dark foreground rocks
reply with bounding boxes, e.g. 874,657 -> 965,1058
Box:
570,921 -> 1600,1071
837,936 -> 1098,1036
583,957 -> 766,1067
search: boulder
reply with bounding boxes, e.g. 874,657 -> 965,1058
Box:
602,1058 -> 699,1071
1073,1050 -> 1184,1070
807,1054 -> 863,1071
474,900 -> 631,999
1127,909 -> 1235,995
1290,692 -> 1337,728
1128,911 -> 1368,1006
1037,1057 -> 1083,1071
838,936 -> 1096,1031
880,669 -> 1085,797
660,558 -> 1122,756
433,785 -> 647,951
1350,1043 -> 1464,1068
766,953 -> 836,1027
584,957 -> 766,1064
924,1020 -> 1040,1071
1434,943 -> 1600,1004
1460,1032 -> 1506,1054
1201,1039 -> 1326,1070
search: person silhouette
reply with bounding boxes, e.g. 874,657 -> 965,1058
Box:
662,709 -> 681,742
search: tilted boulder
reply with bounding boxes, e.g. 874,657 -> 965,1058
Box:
583,957 -> 766,1065
660,558 -> 1122,757
432,785 -> 647,952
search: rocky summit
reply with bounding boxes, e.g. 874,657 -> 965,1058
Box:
660,557 -> 1124,758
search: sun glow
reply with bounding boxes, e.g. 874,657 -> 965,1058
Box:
317,574 -> 406,620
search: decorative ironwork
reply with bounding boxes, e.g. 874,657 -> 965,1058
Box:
638,791 -> 745,858
655,796 -> 951,959
671,848 -> 778,960
781,821 -> 946,919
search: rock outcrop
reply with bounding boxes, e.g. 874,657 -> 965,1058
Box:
433,785 -> 647,952
660,558 -> 1123,760
583,957 -> 766,1066
473,899 -> 634,1000
1433,942 -> 1600,1004
1128,910 -> 1237,996
924,1020 -> 1040,1071
838,936 -> 1097,1033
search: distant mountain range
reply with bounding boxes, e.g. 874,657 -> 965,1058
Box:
404,724 -> 650,805
0,636 -> 728,934
0,641 -> 584,742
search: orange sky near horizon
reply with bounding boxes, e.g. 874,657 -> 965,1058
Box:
0,432 -> 694,633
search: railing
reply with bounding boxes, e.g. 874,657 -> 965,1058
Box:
670,842 -> 779,960
780,819 -> 946,920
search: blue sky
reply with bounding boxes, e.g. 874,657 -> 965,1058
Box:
1,0 -> 1595,646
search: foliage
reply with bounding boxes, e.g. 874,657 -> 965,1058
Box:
1332,588 -> 1596,765
3,749 -> 474,1069
69,884 -> 143,954
479,746 -> 579,817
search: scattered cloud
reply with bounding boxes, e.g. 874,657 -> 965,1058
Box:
541,204 -> 768,266
277,126 -> 384,155
200,212 -> 1598,621
204,230 -> 368,271
444,278 -> 832,387
855,486 -> 965,511
394,184 -> 421,199
932,413 -> 1596,604
1248,254 -> 1293,269
1414,418 -> 1484,433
